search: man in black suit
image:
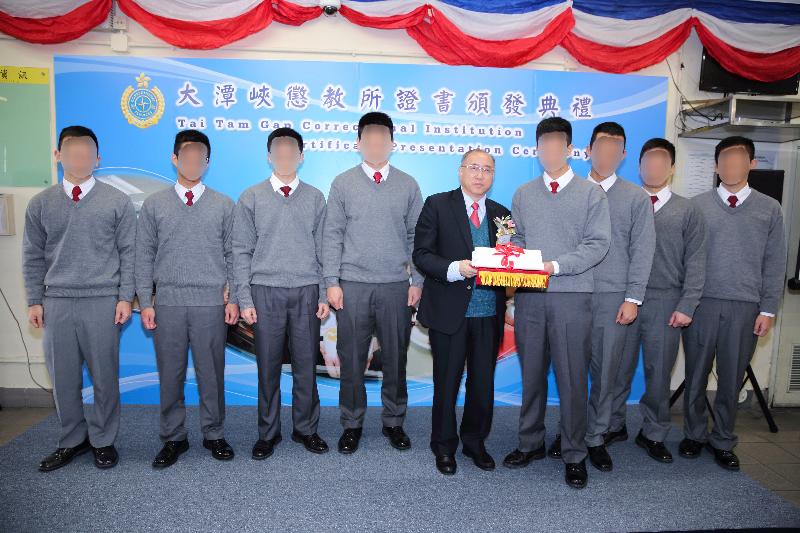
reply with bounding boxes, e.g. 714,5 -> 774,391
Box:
413,149 -> 510,475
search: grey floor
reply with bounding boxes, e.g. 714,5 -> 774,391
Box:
1,404 -> 800,532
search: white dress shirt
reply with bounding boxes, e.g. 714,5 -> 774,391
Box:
646,185 -> 672,214
716,184 -> 772,317
63,176 -> 96,200
362,161 -> 390,183
589,172 -> 618,192
717,183 -> 751,207
447,188 -> 487,282
270,173 -> 300,196
175,180 -> 206,204
542,167 -> 576,275
589,173 -> 640,305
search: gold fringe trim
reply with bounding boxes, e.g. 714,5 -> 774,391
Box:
477,271 -> 549,289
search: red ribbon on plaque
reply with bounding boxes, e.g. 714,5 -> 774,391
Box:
492,242 -> 524,269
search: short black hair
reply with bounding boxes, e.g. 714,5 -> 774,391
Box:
268,127 -> 304,153
358,112 -> 394,140
639,138 -> 676,166
173,129 -> 210,159
536,117 -> 572,146
714,135 -> 755,164
590,121 -> 626,148
58,125 -> 98,152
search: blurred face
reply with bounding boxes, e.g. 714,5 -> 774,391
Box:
55,136 -> 99,181
458,151 -> 495,199
268,136 -> 303,176
536,131 -> 571,174
358,124 -> 393,166
715,145 -> 756,189
639,148 -> 674,190
587,133 -> 626,178
171,142 -> 209,184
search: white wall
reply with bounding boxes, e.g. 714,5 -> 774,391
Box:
0,16 -> 796,398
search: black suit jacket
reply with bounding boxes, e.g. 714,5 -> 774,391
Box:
413,188 -> 511,335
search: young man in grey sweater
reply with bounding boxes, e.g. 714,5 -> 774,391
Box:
323,112 -> 424,455
23,125 -> 136,471
135,130 -> 240,467
547,122 -> 656,472
503,117 -> 611,489
233,127 -> 330,460
682,136 -> 786,471
608,138 -> 707,463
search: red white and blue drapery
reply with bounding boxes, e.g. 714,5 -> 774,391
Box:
1,0 -> 798,82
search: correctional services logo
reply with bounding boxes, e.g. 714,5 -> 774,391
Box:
121,73 -> 164,128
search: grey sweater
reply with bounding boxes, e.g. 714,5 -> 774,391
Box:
693,189 -> 786,314
233,180 -> 326,309
592,178 -> 656,301
135,185 -> 235,308
322,164 -> 424,288
22,181 -> 136,305
647,192 -> 707,317
511,174 -> 611,292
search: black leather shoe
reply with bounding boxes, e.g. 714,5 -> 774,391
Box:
462,445 -> 495,471
635,430 -> 673,463
565,459 -> 588,489
382,426 -> 411,450
152,439 -> 189,469
252,436 -> 281,460
338,428 -> 363,455
203,438 -> 234,461
292,432 -> 329,454
705,443 -> 740,471
502,447 -> 546,469
93,445 -> 119,469
436,454 -> 457,475
548,434 -> 562,459
587,444 -> 613,472
38,438 -> 91,472
679,438 -> 704,459
604,425 -> 629,446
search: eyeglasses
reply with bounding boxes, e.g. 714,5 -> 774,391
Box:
461,164 -> 495,176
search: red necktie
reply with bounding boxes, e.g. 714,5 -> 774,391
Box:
550,181 -> 559,194
650,195 -> 658,208
728,195 -> 738,208
71,185 -> 81,203
185,190 -> 194,206
469,202 -> 480,229
373,171 -> 382,184
280,185 -> 291,197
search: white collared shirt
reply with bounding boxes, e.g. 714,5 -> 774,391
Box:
587,172 -> 639,305
447,189 -> 488,282
542,166 -> 575,194
715,183 -> 772,317
362,161 -> 390,183
270,173 -> 300,196
717,183 -> 751,207
63,176 -> 96,200
175,181 -> 206,204
541,167 -> 575,275
646,185 -> 672,214
589,172 -> 618,192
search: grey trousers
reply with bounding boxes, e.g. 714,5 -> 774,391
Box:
682,297 -> 759,450
42,296 -> 121,448
610,288 -> 682,442
514,291 -> 592,464
252,284 -> 321,441
586,292 -> 628,446
336,280 -> 411,429
153,304 -> 227,442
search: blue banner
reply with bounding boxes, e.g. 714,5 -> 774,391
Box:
54,55 -> 667,407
